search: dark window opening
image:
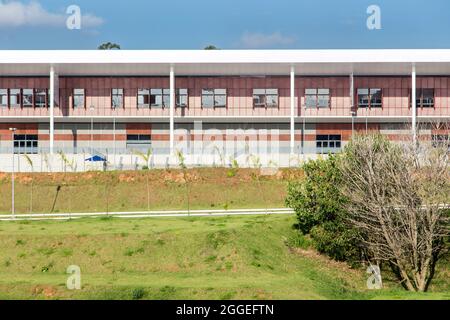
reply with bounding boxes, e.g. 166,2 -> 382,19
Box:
413,89 -> 435,108
13,134 -> 38,154
316,134 -> 342,154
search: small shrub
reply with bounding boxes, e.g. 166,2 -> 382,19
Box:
41,262 -> 54,273
124,247 -> 144,256
227,169 -> 236,178
60,248 -> 73,257
205,255 -> 217,262
16,239 -> 26,246
4,259 -> 11,267
284,232 -> 312,249
131,287 -> 146,300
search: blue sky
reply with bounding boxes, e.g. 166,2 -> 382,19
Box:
0,0 -> 449,49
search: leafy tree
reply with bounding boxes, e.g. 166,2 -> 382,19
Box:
98,42 -> 121,50
285,155 -> 361,262
204,45 -> 219,50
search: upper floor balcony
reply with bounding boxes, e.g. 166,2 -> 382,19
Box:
0,75 -> 449,119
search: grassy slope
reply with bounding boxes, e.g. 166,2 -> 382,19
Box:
0,214 -> 448,300
0,168 -> 300,214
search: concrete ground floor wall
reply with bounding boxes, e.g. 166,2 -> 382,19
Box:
0,120 -> 448,172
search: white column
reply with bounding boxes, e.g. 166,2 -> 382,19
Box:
349,72 -> 354,110
350,73 -> 355,136
290,65 -> 295,154
49,66 -> 55,155
169,65 -> 175,155
411,64 -> 417,143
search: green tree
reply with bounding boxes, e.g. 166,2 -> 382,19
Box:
285,155 -> 360,262
204,45 -> 219,50
98,42 -> 121,50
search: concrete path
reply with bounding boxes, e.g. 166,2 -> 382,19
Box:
0,208 -> 295,221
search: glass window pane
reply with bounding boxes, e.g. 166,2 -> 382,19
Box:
1,89 -> 8,106
305,95 -> 317,108
370,89 -> 382,107
305,88 -> 317,95
253,89 -> 265,95
253,94 -> 265,106
357,88 -> 369,95
202,89 -> 214,95
266,88 -> 278,95
214,95 -> 226,107
163,94 -> 170,107
214,89 -> 226,95
266,95 -> 278,107
422,89 -> 434,107
10,89 -> 20,105
177,95 -> 188,107
23,89 -> 33,106
318,95 -> 329,107
202,95 -> 214,107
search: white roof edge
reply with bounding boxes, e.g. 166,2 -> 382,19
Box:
1,49 -> 450,64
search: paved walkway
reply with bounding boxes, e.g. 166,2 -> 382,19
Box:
0,208 -> 294,221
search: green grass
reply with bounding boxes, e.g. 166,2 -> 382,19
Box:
0,168 -> 300,214
0,214 -> 448,300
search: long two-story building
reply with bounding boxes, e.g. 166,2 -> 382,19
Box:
0,49 -> 449,167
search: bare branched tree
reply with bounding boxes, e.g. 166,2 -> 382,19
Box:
339,132 -> 449,292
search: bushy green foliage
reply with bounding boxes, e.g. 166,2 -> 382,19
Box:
286,156 -> 346,233
286,155 -> 360,263
131,287 -> 146,300
310,222 -> 360,263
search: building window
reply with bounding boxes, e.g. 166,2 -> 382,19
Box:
13,134 -> 38,154
0,89 -> 7,107
9,89 -> 20,107
414,89 -> 435,108
202,88 -> 226,108
357,88 -> 382,108
112,88 -> 123,108
126,134 -> 151,150
253,89 -> 279,108
150,89 -> 163,107
73,89 -> 85,108
138,89 -> 150,108
305,88 -> 330,108
162,89 -> 170,107
35,89 -> 47,107
176,88 -> 188,107
22,89 -> 34,107
316,134 -> 342,154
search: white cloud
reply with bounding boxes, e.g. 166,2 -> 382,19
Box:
238,31 -> 296,48
0,1 -> 104,28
